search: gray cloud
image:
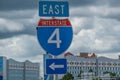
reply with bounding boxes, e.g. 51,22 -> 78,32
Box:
0,23 -> 36,39
0,0 -> 120,61
0,0 -> 39,11
70,17 -> 95,35
69,0 -> 120,7
0,0 -> 120,11
68,17 -> 120,54
0,28 -> 36,39
0,35 -> 44,58
0,10 -> 36,19
70,6 -> 120,21
104,14 -> 120,21
108,0 -> 120,7
69,0 -> 101,7
0,11 -> 39,39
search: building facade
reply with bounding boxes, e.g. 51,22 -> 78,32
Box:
0,57 -> 7,80
0,56 -> 40,80
7,59 -> 24,80
24,60 -> 39,80
64,52 -> 120,79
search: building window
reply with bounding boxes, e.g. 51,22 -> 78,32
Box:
86,62 -> 89,65
118,63 -> 120,66
102,63 -> 106,65
82,62 -> 84,65
99,63 -> 101,65
113,63 -> 117,66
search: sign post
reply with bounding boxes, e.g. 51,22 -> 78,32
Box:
54,56 -> 58,80
43,53 -> 54,80
37,1 -> 72,80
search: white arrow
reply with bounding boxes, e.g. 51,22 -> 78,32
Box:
49,63 -> 64,70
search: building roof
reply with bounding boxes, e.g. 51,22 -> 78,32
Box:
98,56 -> 120,62
64,52 -> 74,57
65,55 -> 120,62
77,52 -> 89,58
88,53 -> 97,58
77,52 -> 97,58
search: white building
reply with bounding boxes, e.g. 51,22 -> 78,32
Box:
0,56 -> 40,80
64,52 -> 120,80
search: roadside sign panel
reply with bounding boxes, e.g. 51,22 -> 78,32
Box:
37,19 -> 73,56
0,76 -> 3,80
46,59 -> 67,74
39,1 -> 69,17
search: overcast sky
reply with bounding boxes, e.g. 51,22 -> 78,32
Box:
0,0 -> 120,59
0,0 -> 120,75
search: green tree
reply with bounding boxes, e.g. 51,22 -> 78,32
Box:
78,70 -> 83,79
109,72 -> 116,80
103,71 -> 116,77
103,71 -> 117,80
110,72 -> 116,77
89,68 -> 94,78
92,77 -> 99,80
116,76 -> 120,80
103,71 -> 110,74
89,68 -> 93,73
62,72 -> 74,80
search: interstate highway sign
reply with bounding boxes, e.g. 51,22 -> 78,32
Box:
46,59 -> 67,74
37,19 -> 73,56
39,1 -> 69,17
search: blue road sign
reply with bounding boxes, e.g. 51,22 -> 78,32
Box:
39,1 -> 69,17
0,76 -> 3,80
46,59 -> 67,74
37,19 -> 73,56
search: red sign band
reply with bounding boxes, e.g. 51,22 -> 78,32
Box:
38,19 -> 71,26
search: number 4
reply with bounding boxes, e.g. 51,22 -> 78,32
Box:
48,28 -> 62,48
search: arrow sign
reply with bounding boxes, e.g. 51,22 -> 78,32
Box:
46,59 -> 67,74
49,63 -> 64,70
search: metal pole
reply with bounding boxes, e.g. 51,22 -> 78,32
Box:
53,56 -> 58,80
